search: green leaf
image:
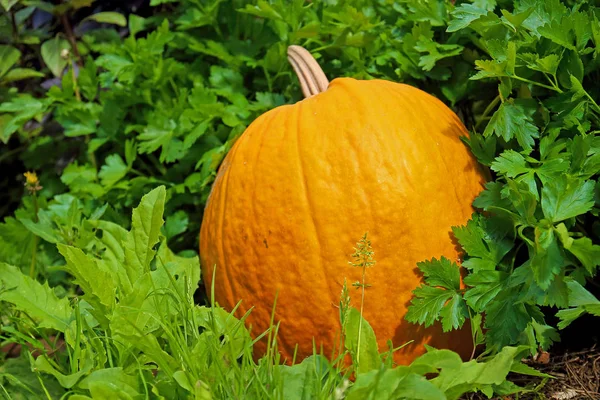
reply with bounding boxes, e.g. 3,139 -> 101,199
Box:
34,349 -> 94,388
0,94 -> 49,143
491,150 -> 529,178
485,292 -> 531,351
57,244 -> 117,312
0,45 -> 21,78
529,227 -> 563,290
406,257 -> 470,331
521,53 -> 560,75
129,14 -> 147,37
416,257 -> 461,290
278,356 -> 326,400
471,59 -> 507,80
464,271 -> 508,312
432,346 -> 528,398
557,226 -> 600,275
447,4 -> 489,32
0,356 -> 66,398
343,307 -> 380,374
83,11 -> 127,26
78,368 -> 141,398
163,210 -> 189,240
0,262 -> 73,332
98,154 -> 128,187
41,36 -> 71,77
541,176 -> 595,222
123,186 -> 167,284
439,293 -> 468,332
538,19 -> 576,50
565,279 -> 598,307
406,285 -> 453,328
0,0 -> 20,11
347,369 -> 445,400
454,215 -> 513,271
500,7 -> 534,30
1,68 -> 45,83
483,100 -> 540,151
557,280 -> 600,329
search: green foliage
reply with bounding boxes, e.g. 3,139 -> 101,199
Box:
404,0 -> 600,360
1,0 -> 600,397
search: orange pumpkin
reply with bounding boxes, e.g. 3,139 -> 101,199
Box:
199,45 -> 488,366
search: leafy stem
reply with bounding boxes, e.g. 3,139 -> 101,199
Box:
60,13 -> 83,66
511,75 -> 563,94
29,193 -> 39,279
475,94 -> 501,130
10,9 -> 19,43
349,233 -> 375,368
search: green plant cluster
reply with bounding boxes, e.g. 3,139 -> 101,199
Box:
0,0 -> 599,398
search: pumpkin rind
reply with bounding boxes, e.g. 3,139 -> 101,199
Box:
199,77 -> 487,365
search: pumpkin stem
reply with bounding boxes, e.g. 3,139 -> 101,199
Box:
287,45 -> 330,98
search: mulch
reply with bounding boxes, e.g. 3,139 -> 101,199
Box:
464,346 -> 600,400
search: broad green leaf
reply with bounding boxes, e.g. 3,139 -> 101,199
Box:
541,176 -> 595,222
278,356 -> 327,400
0,45 -> 21,78
0,95 -> 49,143
163,210 -> 189,240
433,346 -> 528,399
1,68 -> 45,83
34,349 -> 94,388
78,368 -> 140,397
347,369 -> 445,400
485,293 -> 531,350
40,36 -> 71,77
193,306 -> 251,359
83,11 -> 127,26
57,244 -> 117,311
0,0 -> 20,11
343,307 -> 380,374
529,227 -> 563,290
0,356 -> 66,398
129,14 -> 147,36
123,186 -> 167,283
0,262 -> 73,331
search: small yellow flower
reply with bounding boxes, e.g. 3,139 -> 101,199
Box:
23,171 -> 39,186
23,171 -> 42,193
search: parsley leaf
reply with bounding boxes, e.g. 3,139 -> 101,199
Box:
484,100 -> 540,152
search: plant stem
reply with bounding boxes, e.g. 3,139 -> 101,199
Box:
0,145 -> 26,164
10,10 -> 19,43
356,264 -> 367,367
60,13 -> 83,66
475,94 -> 501,131
512,75 -> 563,93
29,194 -> 39,279
68,57 -> 81,101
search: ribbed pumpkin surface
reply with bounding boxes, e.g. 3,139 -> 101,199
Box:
199,77 -> 487,365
